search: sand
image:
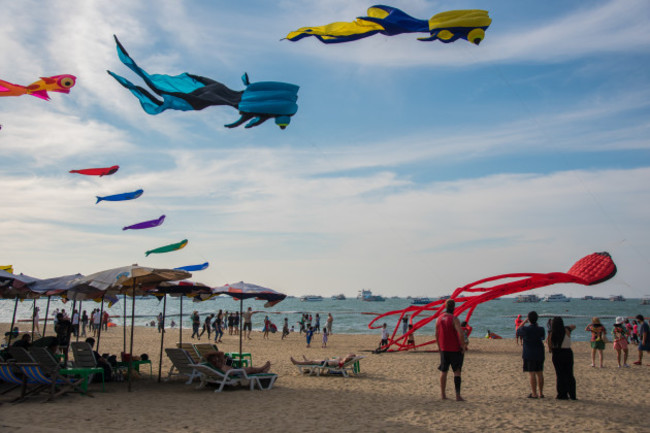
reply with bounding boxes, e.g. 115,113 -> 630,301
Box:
1,324 -> 648,433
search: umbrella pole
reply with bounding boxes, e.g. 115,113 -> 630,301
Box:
96,296 -> 105,353
8,297 -> 19,346
43,296 -> 51,336
239,298 -> 243,363
157,294 -> 167,383
31,299 -> 36,340
123,293 -> 127,355
128,284 -> 136,392
179,294 -> 183,345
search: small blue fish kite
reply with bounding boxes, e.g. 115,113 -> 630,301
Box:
96,189 -> 143,204
123,215 -> 165,230
174,262 -> 209,272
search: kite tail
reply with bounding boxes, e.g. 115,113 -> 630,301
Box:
95,196 -> 103,204
107,70 -> 168,115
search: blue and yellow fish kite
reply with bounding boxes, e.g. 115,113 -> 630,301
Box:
285,6 -> 491,45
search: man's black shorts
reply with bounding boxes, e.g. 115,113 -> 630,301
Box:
243,322 -> 252,331
438,351 -> 464,372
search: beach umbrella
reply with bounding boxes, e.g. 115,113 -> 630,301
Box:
211,281 -> 286,362
0,270 -> 41,346
67,265 -> 190,391
30,274 -> 83,337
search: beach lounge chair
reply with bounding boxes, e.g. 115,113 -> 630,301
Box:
8,346 -> 36,363
317,356 -> 365,377
69,342 -> 106,387
176,343 -> 202,363
192,343 -> 219,362
189,363 -> 278,392
0,362 -> 45,402
294,360 -> 326,376
18,362 -> 91,401
164,348 -> 201,384
31,346 -> 104,393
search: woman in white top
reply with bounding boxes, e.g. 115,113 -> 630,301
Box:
547,316 -> 577,400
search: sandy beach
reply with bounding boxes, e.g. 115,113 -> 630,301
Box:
1,324 -> 648,433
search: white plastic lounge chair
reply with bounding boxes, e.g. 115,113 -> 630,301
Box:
189,363 -> 277,392
317,356 -> 365,377
176,343 -> 201,364
165,348 -> 201,384
192,343 -> 220,362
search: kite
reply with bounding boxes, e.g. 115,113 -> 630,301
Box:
107,36 -> 299,129
0,75 -> 76,100
145,239 -> 188,256
123,215 -> 166,231
96,189 -> 143,204
70,165 -> 119,176
285,7 -> 491,45
1,265 -> 13,273
369,252 -> 617,352
174,262 -> 209,272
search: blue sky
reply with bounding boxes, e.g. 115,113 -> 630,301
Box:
1,0 -> 649,298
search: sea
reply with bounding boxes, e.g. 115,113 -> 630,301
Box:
2,296 -> 648,342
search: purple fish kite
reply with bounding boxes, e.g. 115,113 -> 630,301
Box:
123,215 -> 166,231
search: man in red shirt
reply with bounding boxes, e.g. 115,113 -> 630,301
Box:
435,299 -> 467,401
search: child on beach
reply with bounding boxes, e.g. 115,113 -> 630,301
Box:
306,326 -> 314,348
322,327 -> 328,348
380,323 -> 389,348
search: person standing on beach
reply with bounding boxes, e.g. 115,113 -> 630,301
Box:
81,310 -> 88,337
612,317 -> 630,368
547,316 -> 577,400
157,312 -> 164,333
305,325 -> 314,348
322,327 -> 328,348
379,323 -> 389,350
515,314 -> 524,345
402,315 -> 409,334
71,309 -> 79,337
435,299 -> 467,401
243,308 -> 254,339
633,315 -> 649,365
517,311 -> 545,398
93,309 -> 101,337
282,318 -> 290,340
326,313 -> 333,335
191,311 -> 201,340
314,313 -> 321,334
33,306 -> 40,334
585,317 -> 607,368
200,314 -> 213,339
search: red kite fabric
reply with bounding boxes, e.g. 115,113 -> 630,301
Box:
368,252 -> 617,352
69,165 -> 119,176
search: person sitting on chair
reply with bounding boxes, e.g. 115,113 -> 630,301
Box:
206,351 -> 271,374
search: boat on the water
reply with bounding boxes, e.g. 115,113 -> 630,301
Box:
357,289 -> 385,302
331,294 -> 346,300
411,297 -> 432,305
514,294 -> 540,303
609,295 -> 626,302
582,295 -> 608,300
300,295 -> 323,302
641,295 -> 650,305
543,293 -> 570,302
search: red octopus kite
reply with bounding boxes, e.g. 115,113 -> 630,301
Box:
369,252 -> 617,352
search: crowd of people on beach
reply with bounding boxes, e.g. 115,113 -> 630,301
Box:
513,311 -> 649,400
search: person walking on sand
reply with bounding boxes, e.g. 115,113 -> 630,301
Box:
191,311 -> 201,340
282,318 -> 290,340
326,313 -> 333,335
435,299 -> 467,401
633,314 -> 649,365
547,316 -> 577,400
322,327 -> 328,348
517,311 -> 545,398
585,317 -> 607,367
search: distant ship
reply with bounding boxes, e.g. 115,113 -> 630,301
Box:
300,295 -> 323,302
331,294 -> 346,300
609,295 -> 626,302
357,289 -> 385,302
582,295 -> 607,300
411,297 -> 432,305
514,294 -> 540,303
641,295 -> 650,305
543,294 -> 570,302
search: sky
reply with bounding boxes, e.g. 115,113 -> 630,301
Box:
1,0 -> 650,299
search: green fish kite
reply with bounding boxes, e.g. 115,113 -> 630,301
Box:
145,239 -> 188,256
